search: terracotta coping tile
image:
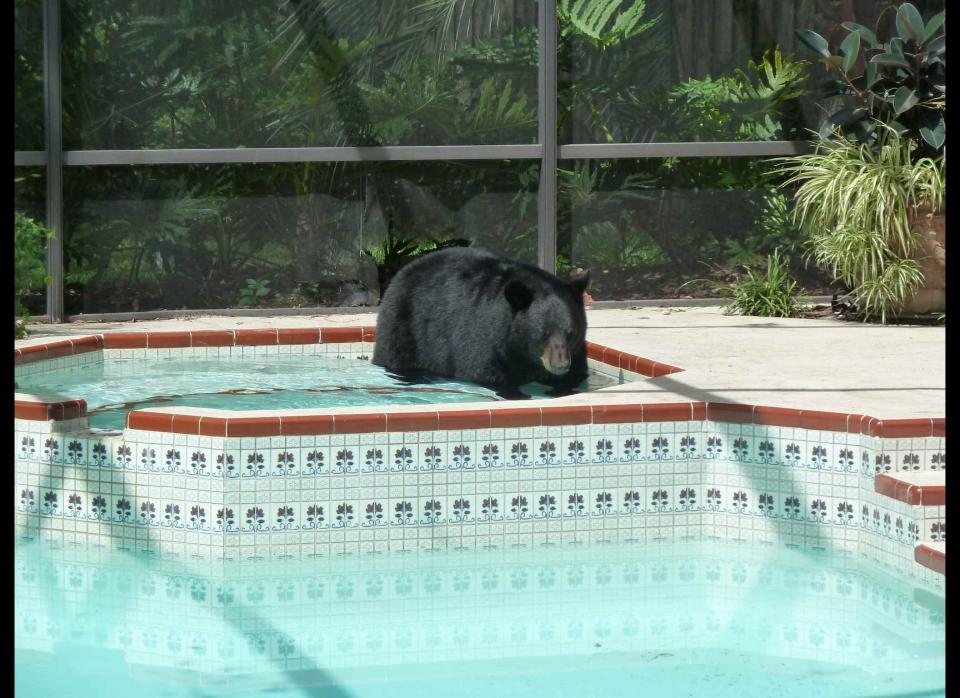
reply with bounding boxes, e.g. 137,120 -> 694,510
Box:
333,413 -> 386,434
147,332 -> 191,349
190,331 -> 235,347
874,474 -> 946,506
914,544 -> 945,575
541,406 -> 592,426
932,418 -> 946,437
103,333 -> 149,349
437,410 -> 492,431
14,398 -> 87,421
633,357 -> 658,377
877,419 -> 934,438
592,404 -> 644,424
361,326 -> 377,341
127,411 -> 175,432
321,327 -> 364,343
706,403 -> 753,423
798,410 -> 850,432
642,403 -> 695,422
198,417 -> 229,437
235,329 -> 278,346
277,328 -> 321,345
170,414 -> 202,435
385,412 -> 440,432
280,415 -> 335,436
490,408 -> 542,428
753,406 -> 803,428
226,417 -> 282,437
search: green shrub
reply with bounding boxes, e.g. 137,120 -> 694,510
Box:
14,212 -> 53,338
773,123 -> 945,323
724,249 -> 804,318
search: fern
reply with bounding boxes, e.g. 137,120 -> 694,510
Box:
558,0 -> 661,49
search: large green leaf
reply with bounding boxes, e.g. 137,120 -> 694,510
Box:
840,22 -> 877,47
918,111 -> 945,150
892,86 -> 918,115
894,3 -> 924,43
839,30 -> 861,72
870,53 -> 910,69
795,29 -> 830,58
875,5 -> 897,44
922,12 -> 945,43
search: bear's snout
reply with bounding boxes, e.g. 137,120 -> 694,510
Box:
540,334 -> 571,375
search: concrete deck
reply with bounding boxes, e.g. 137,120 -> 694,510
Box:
18,306 -> 945,420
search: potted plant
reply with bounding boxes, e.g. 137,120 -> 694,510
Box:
782,2 -> 945,319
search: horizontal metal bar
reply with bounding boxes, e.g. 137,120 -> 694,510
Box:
55,297 -> 835,324
592,296 -> 833,309
559,141 -> 813,160
62,145 -> 543,166
14,151 -> 47,167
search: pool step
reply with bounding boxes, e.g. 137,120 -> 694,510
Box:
915,542 -> 946,575
875,471 -> 946,506
875,471 -> 946,576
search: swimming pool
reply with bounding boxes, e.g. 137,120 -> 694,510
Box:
15,352 -> 618,430
14,538 -> 945,698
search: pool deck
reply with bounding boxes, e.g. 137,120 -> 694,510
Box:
18,306 -> 945,420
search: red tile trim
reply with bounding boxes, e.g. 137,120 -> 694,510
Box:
592,404 -> 643,424
44,340 -> 74,360
876,419 -> 934,439
541,406 -> 592,426
16,346 -> 48,364
915,544 -> 945,575
706,402 -> 753,423
198,417 -> 229,437
235,329 -> 278,346
103,333 -> 149,349
437,410 -> 492,431
321,327 -> 363,343
361,326 -> 377,342
126,411 -> 175,432
386,411 -> 440,432
190,331 -> 235,347
585,342 -> 604,362
334,413 -> 386,434
642,403 -> 695,422
14,398 -> 86,421
278,328 -> 320,345
280,415 -> 334,436
146,332 -> 190,349
845,414 -> 866,433
932,418 -> 945,437
72,335 -> 104,354
490,408 -> 542,428
798,410 -> 850,432
753,406 -> 803,428
633,357 -> 658,377
227,417 -> 282,437
875,473 -> 946,506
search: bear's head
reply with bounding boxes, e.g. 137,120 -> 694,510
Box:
503,270 -> 590,378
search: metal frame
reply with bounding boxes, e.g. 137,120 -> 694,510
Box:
14,0 -> 813,323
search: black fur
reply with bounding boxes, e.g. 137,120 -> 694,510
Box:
372,248 -> 589,392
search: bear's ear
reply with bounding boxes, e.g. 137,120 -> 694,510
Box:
504,280 -> 534,312
568,270 -> 591,298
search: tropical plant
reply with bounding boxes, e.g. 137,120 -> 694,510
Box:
795,2 -> 945,156
360,233 -> 471,295
15,213 -> 54,338
558,0 -> 661,50
723,249 -> 804,318
773,123 -> 945,323
237,278 -> 273,308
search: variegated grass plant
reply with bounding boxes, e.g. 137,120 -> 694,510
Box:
773,123 -> 945,323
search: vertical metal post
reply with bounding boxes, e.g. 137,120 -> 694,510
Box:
537,0 -> 558,273
43,0 -> 64,322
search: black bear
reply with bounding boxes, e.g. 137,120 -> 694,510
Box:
372,247 -> 590,396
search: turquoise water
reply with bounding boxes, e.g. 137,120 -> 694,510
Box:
16,354 -> 617,430
15,540 -> 944,698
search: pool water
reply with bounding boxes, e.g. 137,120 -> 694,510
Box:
16,354 -> 618,430
14,540 -> 944,698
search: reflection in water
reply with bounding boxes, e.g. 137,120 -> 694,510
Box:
14,540 -> 944,698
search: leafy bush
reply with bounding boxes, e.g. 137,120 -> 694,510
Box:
796,2 -> 945,156
774,123 -> 945,323
723,249 -> 804,318
361,234 -> 471,296
14,212 -> 53,338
